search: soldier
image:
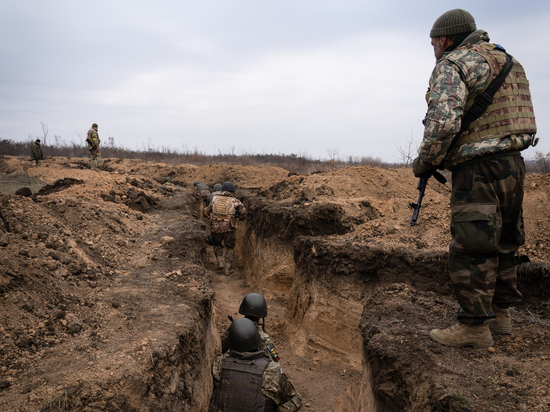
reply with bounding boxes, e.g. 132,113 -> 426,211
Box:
86,123 -> 101,170
30,139 -> 43,167
209,318 -> 302,412
413,9 -> 537,348
208,183 -> 223,205
194,181 -> 211,219
221,293 -> 279,362
204,181 -> 247,275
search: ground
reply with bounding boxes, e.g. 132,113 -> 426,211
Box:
0,155 -> 549,411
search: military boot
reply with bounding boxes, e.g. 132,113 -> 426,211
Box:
430,323 -> 494,348
489,307 -> 512,334
216,256 -> 225,270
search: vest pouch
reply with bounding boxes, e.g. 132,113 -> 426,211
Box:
451,203 -> 500,253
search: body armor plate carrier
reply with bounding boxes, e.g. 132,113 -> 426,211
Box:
209,351 -> 277,412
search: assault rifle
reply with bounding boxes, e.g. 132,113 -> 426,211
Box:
410,46 -> 514,226
409,169 -> 446,226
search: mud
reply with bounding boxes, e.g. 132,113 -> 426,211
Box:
1,155 -> 550,411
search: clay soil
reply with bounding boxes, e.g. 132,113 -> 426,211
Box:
1,155 -> 549,411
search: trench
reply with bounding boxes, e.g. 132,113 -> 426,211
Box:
29,182 -> 546,411
200,193 -> 448,411
159,189 -> 457,411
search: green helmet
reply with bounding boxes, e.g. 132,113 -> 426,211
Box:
164,176 -> 171,182
92,123 -> 98,128
222,181 -> 235,192
213,183 -> 222,192
239,293 -> 267,318
227,318 -> 261,352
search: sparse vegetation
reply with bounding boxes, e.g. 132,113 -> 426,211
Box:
0,138 -> 399,174
2,137 -> 546,174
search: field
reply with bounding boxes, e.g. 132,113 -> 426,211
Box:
1,155 -> 549,411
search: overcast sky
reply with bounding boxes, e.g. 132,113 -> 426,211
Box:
1,0 -> 548,162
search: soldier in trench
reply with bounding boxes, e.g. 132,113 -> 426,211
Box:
194,180 -> 212,218
221,293 -> 280,362
204,181 -> 247,276
208,183 -> 223,205
413,9 -> 538,348
209,317 -> 303,412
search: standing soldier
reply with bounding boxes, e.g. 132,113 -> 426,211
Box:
86,123 -> 101,170
204,181 -> 247,276
30,139 -> 43,167
413,9 -> 538,348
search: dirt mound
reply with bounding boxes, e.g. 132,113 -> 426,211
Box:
1,155 -> 549,411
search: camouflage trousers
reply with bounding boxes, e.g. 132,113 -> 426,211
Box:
212,231 -> 236,263
89,149 -> 101,169
449,154 -> 525,325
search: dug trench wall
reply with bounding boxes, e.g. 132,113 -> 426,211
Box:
234,186 -> 550,411
235,192 -> 454,410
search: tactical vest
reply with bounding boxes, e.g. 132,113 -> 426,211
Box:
209,352 -> 277,412
451,43 -> 536,148
211,196 -> 237,228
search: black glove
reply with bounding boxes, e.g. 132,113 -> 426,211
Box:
412,157 -> 434,178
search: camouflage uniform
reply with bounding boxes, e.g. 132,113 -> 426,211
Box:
87,126 -> 101,169
204,192 -> 247,269
221,320 -> 278,361
210,350 -> 302,412
418,30 -> 537,324
30,140 -> 43,167
195,182 -> 211,220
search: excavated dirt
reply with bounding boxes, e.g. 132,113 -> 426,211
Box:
1,155 -> 549,411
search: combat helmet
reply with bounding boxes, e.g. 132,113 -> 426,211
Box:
92,123 -> 98,128
227,317 -> 261,352
239,293 -> 267,319
213,183 -> 222,192
222,181 -> 235,193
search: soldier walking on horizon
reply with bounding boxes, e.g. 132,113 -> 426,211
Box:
30,139 -> 43,167
86,123 -> 101,170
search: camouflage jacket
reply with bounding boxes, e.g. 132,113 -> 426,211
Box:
419,30 -> 537,169
212,351 -> 303,412
87,128 -> 100,150
31,142 -> 43,160
204,192 -> 247,233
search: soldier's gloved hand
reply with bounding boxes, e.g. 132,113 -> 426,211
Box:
412,157 -> 434,178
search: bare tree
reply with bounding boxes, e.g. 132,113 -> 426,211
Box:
40,122 -> 49,145
327,146 -> 340,162
395,129 -> 418,167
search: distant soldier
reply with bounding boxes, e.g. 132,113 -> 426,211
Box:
204,181 -> 247,275
221,293 -> 280,362
209,318 -> 302,412
30,139 -> 43,167
86,123 -> 101,170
